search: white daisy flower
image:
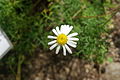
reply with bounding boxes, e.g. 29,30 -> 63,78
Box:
48,25 -> 79,56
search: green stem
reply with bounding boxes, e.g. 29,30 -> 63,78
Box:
9,65 -> 16,76
16,55 -> 24,80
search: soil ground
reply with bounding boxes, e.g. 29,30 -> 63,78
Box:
21,11 -> 120,80
1,1 -> 120,80
20,11 -> 120,80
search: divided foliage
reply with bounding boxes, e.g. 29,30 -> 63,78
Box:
0,0 -> 114,74
44,0 -> 111,63
0,0 -> 48,67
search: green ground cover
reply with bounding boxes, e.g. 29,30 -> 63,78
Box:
0,0 -> 117,79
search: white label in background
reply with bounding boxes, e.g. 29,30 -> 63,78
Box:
0,29 -> 13,59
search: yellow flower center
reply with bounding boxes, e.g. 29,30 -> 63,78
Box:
57,34 -> 68,45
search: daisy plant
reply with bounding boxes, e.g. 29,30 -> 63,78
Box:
48,25 -> 79,56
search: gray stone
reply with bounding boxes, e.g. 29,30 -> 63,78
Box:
105,63 -> 120,80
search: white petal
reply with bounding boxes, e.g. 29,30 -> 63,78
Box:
50,43 -> 58,50
56,26 -> 61,34
67,42 -> 77,48
60,25 -> 73,35
66,25 -> 69,28
48,40 -> 57,45
48,36 -> 57,39
66,26 -> 73,35
68,37 -> 79,41
52,29 -> 58,36
67,41 -> 77,45
62,45 -> 66,56
63,25 -> 69,34
60,25 -> 68,34
65,44 -> 72,54
68,33 -> 78,38
56,45 -> 60,54
60,25 -> 65,33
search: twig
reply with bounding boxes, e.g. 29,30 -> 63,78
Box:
72,9 -> 82,19
100,7 -> 120,27
72,5 -> 120,19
